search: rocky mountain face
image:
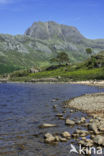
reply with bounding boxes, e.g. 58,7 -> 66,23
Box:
0,21 -> 104,74
25,21 -> 85,42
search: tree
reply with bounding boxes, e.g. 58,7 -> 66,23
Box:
50,52 -> 70,65
50,58 -> 57,64
86,48 -> 93,56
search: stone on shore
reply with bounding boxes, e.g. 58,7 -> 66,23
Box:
88,122 -> 99,134
79,139 -> 93,147
73,129 -> 89,137
93,135 -> 104,146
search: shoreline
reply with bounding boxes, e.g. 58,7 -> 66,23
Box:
65,92 -> 104,119
2,80 -> 104,87
71,80 -> 104,88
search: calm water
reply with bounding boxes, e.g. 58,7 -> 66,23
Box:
0,83 -> 104,156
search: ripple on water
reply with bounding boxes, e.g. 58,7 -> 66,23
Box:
0,83 -> 104,155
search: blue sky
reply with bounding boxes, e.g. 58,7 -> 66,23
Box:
0,0 -> 103,39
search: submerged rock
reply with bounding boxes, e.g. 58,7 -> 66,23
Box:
39,123 -> 56,128
62,131 -> 71,139
55,136 -> 60,142
59,137 -> 67,142
80,117 -> 86,123
52,98 -> 59,102
65,119 -> 75,126
17,144 -> 25,150
70,110 -> 74,113
53,105 -> 57,109
56,113 -> 63,117
58,116 -> 64,120
44,133 -> 56,143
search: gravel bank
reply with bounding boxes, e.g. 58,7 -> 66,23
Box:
66,93 -> 104,118
71,80 -> 104,87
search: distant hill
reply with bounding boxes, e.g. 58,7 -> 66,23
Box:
0,21 -> 104,74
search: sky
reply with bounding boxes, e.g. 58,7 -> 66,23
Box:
0,0 -> 104,39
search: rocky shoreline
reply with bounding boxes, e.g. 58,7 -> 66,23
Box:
66,92 -> 104,118
40,92 -> 104,153
63,92 -> 104,148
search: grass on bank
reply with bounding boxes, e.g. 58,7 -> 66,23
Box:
10,66 -> 104,82
9,53 -> 104,82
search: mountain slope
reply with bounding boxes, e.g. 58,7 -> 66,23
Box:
0,21 -> 104,74
25,21 -> 85,42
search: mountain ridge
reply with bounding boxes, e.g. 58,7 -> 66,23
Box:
25,21 -> 85,43
0,21 -> 104,74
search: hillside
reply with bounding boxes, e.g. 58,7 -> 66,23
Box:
9,51 -> 104,82
0,21 -> 104,74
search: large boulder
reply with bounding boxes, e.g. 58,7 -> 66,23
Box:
30,68 -> 40,73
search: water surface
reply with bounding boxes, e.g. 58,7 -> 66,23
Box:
0,83 -> 104,156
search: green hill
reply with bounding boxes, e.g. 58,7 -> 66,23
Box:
9,51 -> 104,81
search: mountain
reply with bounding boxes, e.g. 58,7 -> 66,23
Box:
25,21 -> 85,42
0,21 -> 104,74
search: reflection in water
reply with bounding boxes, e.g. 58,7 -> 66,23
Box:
0,83 -> 104,156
